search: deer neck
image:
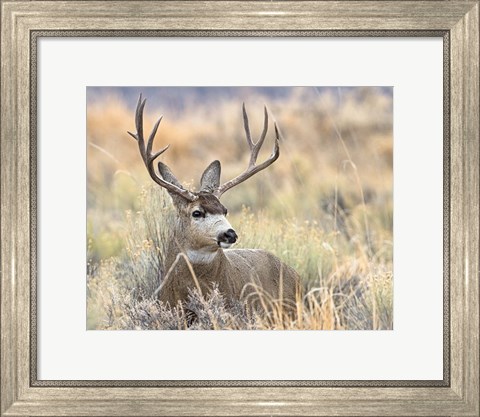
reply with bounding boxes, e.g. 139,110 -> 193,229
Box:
165,218 -> 226,275
185,248 -> 221,265
166,246 -> 226,286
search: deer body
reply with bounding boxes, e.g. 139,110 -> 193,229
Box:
158,195 -> 299,308
160,247 -> 299,308
128,95 -> 300,311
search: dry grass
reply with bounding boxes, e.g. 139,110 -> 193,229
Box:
87,86 -> 393,330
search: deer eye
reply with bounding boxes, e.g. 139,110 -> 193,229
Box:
192,210 -> 204,218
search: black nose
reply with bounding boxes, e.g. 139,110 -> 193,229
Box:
220,228 -> 237,244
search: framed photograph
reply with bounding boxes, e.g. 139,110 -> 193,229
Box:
1,1 -> 478,416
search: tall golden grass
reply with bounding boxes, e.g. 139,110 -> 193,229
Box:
87,87 -> 393,330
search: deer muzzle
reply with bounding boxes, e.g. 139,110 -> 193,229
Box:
217,228 -> 238,248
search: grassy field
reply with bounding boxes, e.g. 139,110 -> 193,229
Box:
86,86 -> 393,330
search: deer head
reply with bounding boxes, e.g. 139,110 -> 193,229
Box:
127,94 -> 280,256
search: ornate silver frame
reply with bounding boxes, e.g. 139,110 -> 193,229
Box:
1,1 -> 478,416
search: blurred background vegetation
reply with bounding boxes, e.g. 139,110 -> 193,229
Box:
87,86 -> 393,330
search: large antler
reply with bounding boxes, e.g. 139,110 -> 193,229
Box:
214,104 -> 280,197
128,94 -> 196,202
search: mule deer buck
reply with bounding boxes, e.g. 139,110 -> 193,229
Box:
128,94 -> 300,313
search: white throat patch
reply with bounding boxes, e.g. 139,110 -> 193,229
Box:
186,249 -> 218,264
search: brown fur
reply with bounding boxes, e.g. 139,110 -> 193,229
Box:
196,193 -> 227,215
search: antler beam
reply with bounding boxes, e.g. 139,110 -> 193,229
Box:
215,103 -> 280,197
128,94 -> 197,202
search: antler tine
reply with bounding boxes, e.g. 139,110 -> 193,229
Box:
215,105 -> 280,197
128,94 -> 196,202
127,94 -> 145,144
249,105 -> 269,164
151,143 -> 170,161
242,103 -> 253,150
146,115 -> 163,156
136,95 -> 146,146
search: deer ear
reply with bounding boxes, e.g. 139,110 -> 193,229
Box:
200,160 -> 221,193
157,162 -> 191,208
158,162 -> 184,189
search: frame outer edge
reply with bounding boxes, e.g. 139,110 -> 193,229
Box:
462,2 -> 479,414
16,16 -> 33,401
0,1 -> 476,31
1,2 -> 19,416
1,1 -> 479,416
449,2 -> 480,415
449,4 -> 463,400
